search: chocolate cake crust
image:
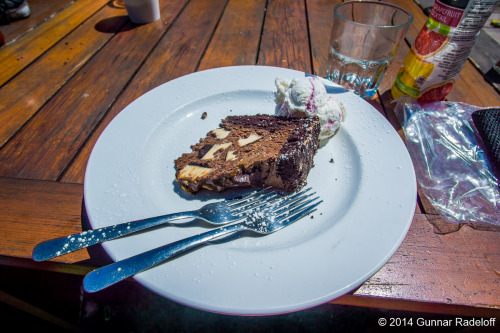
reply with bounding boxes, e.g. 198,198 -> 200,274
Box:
175,114 -> 320,193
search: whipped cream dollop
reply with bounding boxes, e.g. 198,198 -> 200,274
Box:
274,77 -> 344,140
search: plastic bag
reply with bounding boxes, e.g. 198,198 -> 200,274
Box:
397,97 -> 499,226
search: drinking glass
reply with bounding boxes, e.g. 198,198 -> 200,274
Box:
326,1 -> 413,98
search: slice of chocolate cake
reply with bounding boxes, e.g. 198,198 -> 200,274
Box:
174,114 -> 320,193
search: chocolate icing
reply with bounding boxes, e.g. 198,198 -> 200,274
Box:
175,114 -> 320,193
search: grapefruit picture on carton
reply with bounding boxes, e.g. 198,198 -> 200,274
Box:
392,0 -> 500,102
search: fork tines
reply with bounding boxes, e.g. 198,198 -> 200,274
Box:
270,188 -> 321,222
229,187 -> 321,221
227,187 -> 278,214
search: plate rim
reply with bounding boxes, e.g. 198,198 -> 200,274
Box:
83,65 -> 417,315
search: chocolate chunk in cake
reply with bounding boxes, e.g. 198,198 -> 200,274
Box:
175,114 -> 320,193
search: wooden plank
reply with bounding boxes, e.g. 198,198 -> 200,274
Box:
354,213 -> 500,311
0,0 -> 109,87
449,62 -> 500,106
0,0 -> 189,181
0,177 -> 87,263
60,0 -> 227,184
197,0 -> 267,71
4,177 -> 498,314
306,0 -> 339,77
258,0 -> 311,73
0,4 -> 128,149
332,294 -> 500,317
104,0 -> 227,95
0,0 -> 74,45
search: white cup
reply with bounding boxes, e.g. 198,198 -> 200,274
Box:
123,0 -> 160,24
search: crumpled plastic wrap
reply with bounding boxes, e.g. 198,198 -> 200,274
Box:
396,97 -> 500,226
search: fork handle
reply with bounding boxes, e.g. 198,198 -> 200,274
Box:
32,211 -> 201,262
83,222 -> 244,293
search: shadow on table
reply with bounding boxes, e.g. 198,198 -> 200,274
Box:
78,280 -> 482,333
94,15 -> 146,34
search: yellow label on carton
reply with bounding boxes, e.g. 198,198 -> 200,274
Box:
393,50 -> 435,99
403,50 -> 435,79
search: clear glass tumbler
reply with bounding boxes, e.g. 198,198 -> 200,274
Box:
326,1 -> 413,99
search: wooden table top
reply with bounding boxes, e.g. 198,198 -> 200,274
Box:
1,0 -> 499,317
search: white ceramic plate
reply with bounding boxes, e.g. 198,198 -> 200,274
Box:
84,66 -> 416,315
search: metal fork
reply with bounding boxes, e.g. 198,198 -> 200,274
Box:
32,188 -> 279,262
83,188 -> 322,292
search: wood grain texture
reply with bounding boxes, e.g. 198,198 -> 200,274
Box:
332,294 -> 500,317
60,0 -> 227,184
258,0 -> 311,72
0,0 -> 499,316
117,0 -> 227,94
0,177 -> 87,263
355,213 -> 500,311
0,4 -> 128,149
0,0 -> 109,87
3,180 -> 498,314
198,0 -> 267,71
0,0 -> 74,45
449,62 -> 500,106
306,0 -> 339,77
0,0 -> 188,181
